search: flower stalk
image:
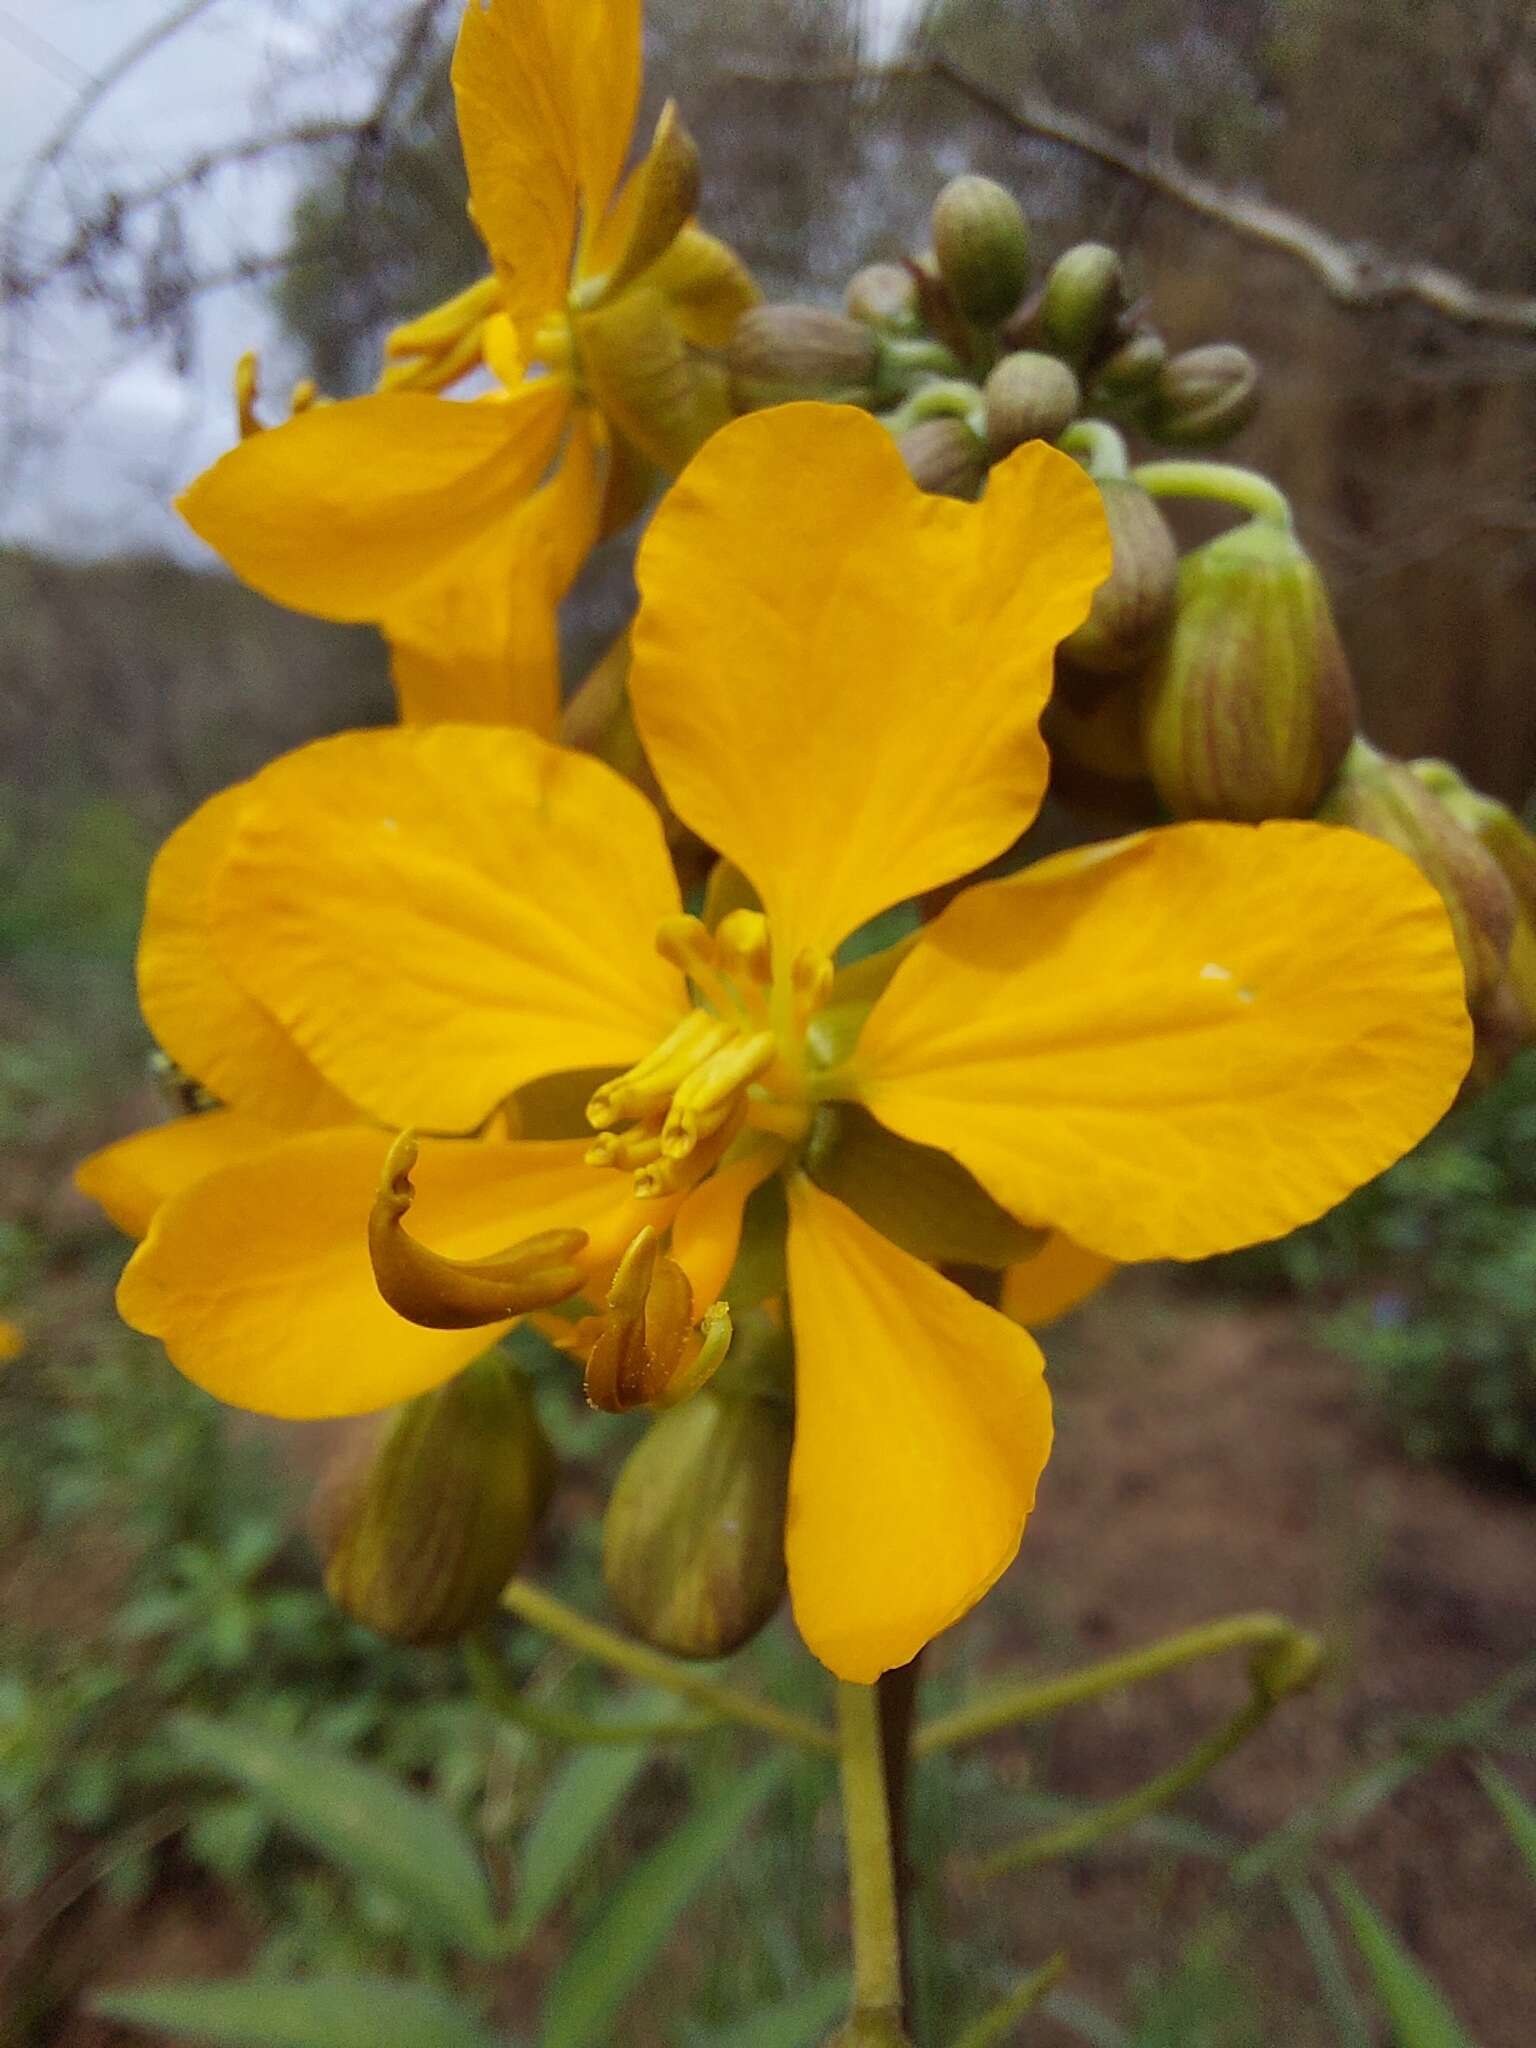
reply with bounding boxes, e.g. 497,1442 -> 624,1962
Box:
1133,458 -> 1293,530
837,1681 -> 906,2032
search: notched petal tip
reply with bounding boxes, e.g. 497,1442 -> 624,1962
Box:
368,1133 -> 589,1330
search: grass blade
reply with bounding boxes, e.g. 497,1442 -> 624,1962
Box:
94,1977 -> 496,2048
1331,1873 -> 1479,2048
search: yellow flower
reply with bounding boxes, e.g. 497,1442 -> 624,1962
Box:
104,406 -> 1469,1683
176,0 -> 757,735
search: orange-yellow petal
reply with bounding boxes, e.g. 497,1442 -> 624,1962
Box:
644,226 -> 760,350
76,1110 -> 287,1239
118,1129 -> 667,1419
669,1148 -> 781,1306
854,822 -> 1471,1264
177,384 -> 568,622
784,1177 -> 1052,1683
386,414 -> 604,732
138,785 -> 356,1128
212,726 -> 687,1132
1001,1235 -> 1117,1329
630,405 -> 1110,962
577,284 -> 731,476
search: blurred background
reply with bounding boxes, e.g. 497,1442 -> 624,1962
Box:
1,2 -> 1533,2042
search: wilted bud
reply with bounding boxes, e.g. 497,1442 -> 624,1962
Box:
1319,740 -> 1516,1011
315,1358 -> 554,1646
1060,479 -> 1178,673
982,351 -> 1080,455
930,175 -> 1031,326
728,304 -> 880,411
1039,242 -> 1127,365
897,415 -> 989,498
1141,344 -> 1260,447
603,1391 -> 792,1659
844,262 -> 921,334
1140,520 -> 1357,822
1091,326 -> 1167,402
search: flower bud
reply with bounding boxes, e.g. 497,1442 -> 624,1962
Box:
1249,1631 -> 1325,1705
982,351 -> 1080,455
1039,242 -> 1127,364
728,305 -> 880,411
843,262 -> 921,334
897,415 -> 989,498
315,1357 -> 554,1647
1091,326 -> 1167,402
1409,761 -> 1536,927
1042,670 -> 1159,823
603,1390 -> 791,1659
1319,740 -> 1516,1010
1059,479 -> 1178,673
1140,521 -> 1357,821
930,175 -> 1032,326
1141,344 -> 1259,447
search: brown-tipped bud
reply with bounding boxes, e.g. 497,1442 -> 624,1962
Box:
843,262 -> 921,334
1060,478 -> 1178,673
1319,741 -> 1516,1011
603,1391 -> 791,1659
930,175 -> 1032,326
1142,344 -> 1260,447
728,305 -> 880,411
982,350 -> 1080,455
897,415 -> 989,498
1091,326 -> 1167,402
1140,521 -> 1357,822
315,1359 -> 554,1647
1039,242 -> 1127,364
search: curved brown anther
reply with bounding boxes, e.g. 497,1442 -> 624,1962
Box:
369,1130 -> 589,1331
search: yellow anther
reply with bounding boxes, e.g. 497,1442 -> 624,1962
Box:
289,377 -> 318,414
714,909 -> 773,988
369,1131 -> 589,1331
790,946 -> 835,1025
575,1226 -> 732,1414
380,276 -> 501,392
584,1123 -> 665,1172
586,1011 -> 732,1130
662,1030 -> 777,1158
234,351 -> 261,439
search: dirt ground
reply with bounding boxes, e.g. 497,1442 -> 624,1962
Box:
8,1275 -> 1534,2045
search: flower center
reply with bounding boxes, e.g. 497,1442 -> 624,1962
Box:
585,911 -> 832,1198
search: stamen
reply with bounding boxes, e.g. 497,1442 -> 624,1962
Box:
662,1030 -> 777,1158
714,909 -> 773,988
586,1011 -> 732,1130
380,276 -> 501,392
289,377 -> 318,414
234,351 -> 261,439
575,1226 -> 733,1413
369,1132 -> 589,1331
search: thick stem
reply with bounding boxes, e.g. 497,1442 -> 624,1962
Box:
1132,458 -> 1293,529
837,1680 -> 905,2025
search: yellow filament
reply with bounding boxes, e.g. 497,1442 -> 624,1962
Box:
234,351 -> 261,439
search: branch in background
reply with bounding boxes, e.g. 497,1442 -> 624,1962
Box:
729,53 -> 1536,342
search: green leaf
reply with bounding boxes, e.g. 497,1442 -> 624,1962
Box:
172,1715 -> 498,1955
511,1738 -> 651,1943
93,1977 -> 496,2048
950,1957 -> 1066,2048
696,1975 -> 849,2047
539,1757 -> 785,2048
1331,1873 -> 1479,2048
1476,1764 -> 1536,1887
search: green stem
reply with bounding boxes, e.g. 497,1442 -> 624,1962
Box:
1132,458 -> 1293,529
837,1681 -> 905,2023
975,1690 -> 1275,1879
1059,418 -> 1131,480
948,1956 -> 1067,2048
915,1611 -> 1303,1756
465,1634 -> 716,1744
500,1579 -> 837,1754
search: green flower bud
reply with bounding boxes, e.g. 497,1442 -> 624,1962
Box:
728,304 -> 880,411
982,350 -> 1080,455
1140,521 -> 1357,821
1039,242 -> 1127,364
1142,344 -> 1260,447
1090,326 -> 1167,402
930,174 -> 1032,326
1409,760 -> 1536,927
1060,478 -> 1178,673
1042,669 -> 1160,824
315,1357 -> 554,1647
896,415 -> 989,498
1319,740 -> 1516,1010
843,262 -> 922,334
603,1391 -> 791,1659
1250,1631 -> 1325,1704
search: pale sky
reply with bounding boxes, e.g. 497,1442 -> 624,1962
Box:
0,0 -> 928,559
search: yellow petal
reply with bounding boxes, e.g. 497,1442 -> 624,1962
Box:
644,226 -> 761,350
669,1148 -> 780,1305
386,414 -> 604,732
118,1129 -> 662,1419
213,726 -> 688,1132
631,405 -> 1110,962
177,384 -> 568,622
138,785 -> 356,1127
76,1110 -> 286,1239
854,822 -> 1472,1263
1001,1235 -> 1117,1329
583,102 -> 699,299
577,284 -> 730,475
784,1177 -> 1052,1683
